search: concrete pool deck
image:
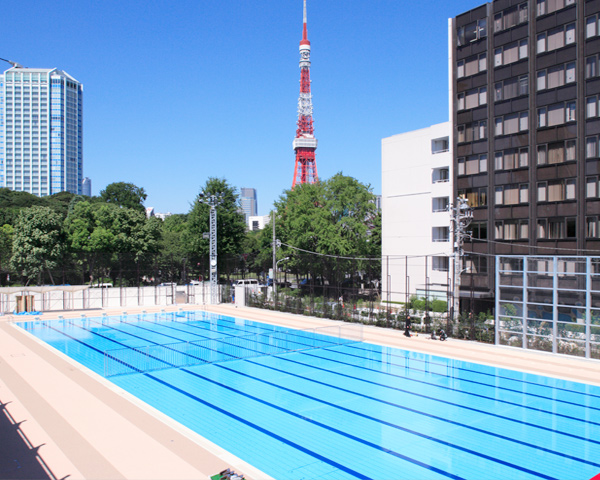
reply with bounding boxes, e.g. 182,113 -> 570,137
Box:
0,304 -> 599,479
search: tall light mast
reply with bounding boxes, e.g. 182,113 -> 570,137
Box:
292,0 -> 318,188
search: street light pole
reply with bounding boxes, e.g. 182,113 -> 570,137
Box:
274,257 -> 290,296
198,192 -> 224,305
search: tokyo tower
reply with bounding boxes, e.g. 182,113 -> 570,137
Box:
292,0 -> 318,188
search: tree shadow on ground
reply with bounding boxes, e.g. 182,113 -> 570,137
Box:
0,400 -> 67,480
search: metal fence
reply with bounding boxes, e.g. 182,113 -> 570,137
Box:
496,255 -> 600,360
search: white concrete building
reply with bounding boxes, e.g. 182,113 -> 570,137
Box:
381,122 -> 453,305
248,215 -> 270,231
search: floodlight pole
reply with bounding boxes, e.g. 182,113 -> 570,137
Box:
199,192 -> 224,304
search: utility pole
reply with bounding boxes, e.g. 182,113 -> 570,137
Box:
451,197 -> 473,327
198,192 -> 224,305
272,211 -> 281,295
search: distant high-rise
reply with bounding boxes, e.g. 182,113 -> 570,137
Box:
82,177 -> 91,196
0,66 -> 83,196
240,188 -> 257,221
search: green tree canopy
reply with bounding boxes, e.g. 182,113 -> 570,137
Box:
0,224 -> 14,284
99,182 -> 147,212
186,178 -> 247,275
273,173 -> 380,285
11,206 -> 65,284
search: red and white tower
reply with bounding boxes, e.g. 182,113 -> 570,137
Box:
292,0 -> 318,188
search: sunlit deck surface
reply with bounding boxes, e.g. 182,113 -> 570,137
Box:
1,304 -> 599,480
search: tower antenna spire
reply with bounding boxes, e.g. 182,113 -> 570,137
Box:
302,0 -> 308,42
292,0 -> 318,188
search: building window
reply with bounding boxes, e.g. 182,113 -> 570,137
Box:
537,0 -> 575,17
494,75 -> 528,102
537,62 -> 575,91
494,3 -> 528,32
431,137 -> 449,154
432,256 -> 450,272
587,136 -> 600,159
586,177 -> 599,198
537,140 -> 576,165
432,197 -> 450,212
457,53 -> 487,79
458,188 -> 488,208
458,87 -> 487,110
457,120 -> 487,143
465,256 -> 488,275
494,147 -> 528,171
537,23 -> 575,54
468,221 -> 488,240
432,227 -> 450,242
432,167 -> 449,183
495,184 -> 528,206
537,179 -> 576,202
587,216 -> 599,238
537,101 -> 576,128
586,14 -> 600,39
495,220 -> 529,240
494,39 -> 528,67
457,154 -> 487,175
537,218 -> 576,239
494,111 -> 528,136
457,18 -> 487,46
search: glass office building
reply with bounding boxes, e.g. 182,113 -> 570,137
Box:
0,67 -> 83,196
240,188 -> 258,222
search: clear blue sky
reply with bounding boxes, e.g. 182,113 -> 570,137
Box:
4,0 -> 485,215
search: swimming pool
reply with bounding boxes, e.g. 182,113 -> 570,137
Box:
17,310 -> 600,480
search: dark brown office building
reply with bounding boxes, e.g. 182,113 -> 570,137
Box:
452,0 -> 600,303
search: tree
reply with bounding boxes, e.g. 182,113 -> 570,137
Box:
273,173 -> 380,289
186,178 -> 247,279
11,206 -> 65,284
0,224 -> 14,285
157,214 -> 190,282
99,182 -> 147,212
66,201 -> 161,284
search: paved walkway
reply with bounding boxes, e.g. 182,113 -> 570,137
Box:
1,304 -> 599,479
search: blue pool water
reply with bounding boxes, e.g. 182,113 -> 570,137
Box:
17,310 -> 600,480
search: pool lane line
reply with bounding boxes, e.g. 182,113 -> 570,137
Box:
273,353 -> 600,440
31,324 -> 371,479
147,371 -> 471,480
186,311 -> 600,400
344,343 -> 600,401
154,317 -> 600,418
298,347 -> 600,425
173,366 -> 562,480
44,321 -> 597,450
32,320 -> 586,479
85,315 -> 598,470
177,314 -> 600,404
213,360 -> 600,468
337,344 -> 600,412
41,319 -> 600,426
